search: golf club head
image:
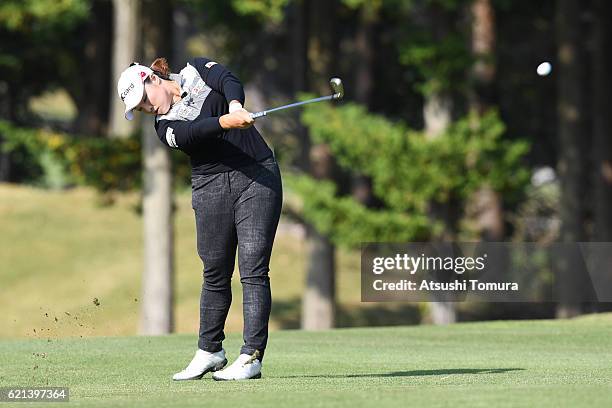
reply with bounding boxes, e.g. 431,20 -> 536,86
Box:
330,77 -> 344,99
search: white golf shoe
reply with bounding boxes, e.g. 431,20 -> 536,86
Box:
212,351 -> 262,381
172,348 -> 228,381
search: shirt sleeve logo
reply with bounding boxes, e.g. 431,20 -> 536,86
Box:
165,127 -> 178,148
205,61 -> 217,69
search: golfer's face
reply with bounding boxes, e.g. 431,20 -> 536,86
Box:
136,76 -> 171,115
135,88 -> 156,115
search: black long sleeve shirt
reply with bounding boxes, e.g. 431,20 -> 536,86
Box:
154,57 -> 273,174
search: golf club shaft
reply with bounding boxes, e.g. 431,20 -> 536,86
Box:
250,94 -> 338,119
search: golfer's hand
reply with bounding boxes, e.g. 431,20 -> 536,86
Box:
219,109 -> 254,129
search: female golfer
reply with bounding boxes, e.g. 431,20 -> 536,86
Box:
117,57 -> 283,381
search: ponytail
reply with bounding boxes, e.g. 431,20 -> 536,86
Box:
150,57 -> 171,80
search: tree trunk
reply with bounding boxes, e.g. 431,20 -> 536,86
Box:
425,98 -> 458,324
140,117 -> 175,334
0,83 -> 13,181
302,224 -> 336,329
71,0 -> 112,136
555,0 -> 588,318
468,0 -> 505,241
139,0 -> 175,335
301,0 -> 338,330
590,0 -> 612,313
171,4 -> 190,70
591,0 -> 612,243
424,91 -> 453,140
0,147 -> 9,181
469,0 -> 496,113
140,117 -> 174,334
351,4 -> 377,207
423,5 -> 457,325
290,0 -> 310,172
109,0 -> 140,138
354,5 -> 376,105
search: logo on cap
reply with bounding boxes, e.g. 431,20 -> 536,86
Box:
120,83 -> 135,101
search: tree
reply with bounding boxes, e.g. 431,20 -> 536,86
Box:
347,0 -> 381,208
399,0 -> 472,324
300,0 -> 341,330
467,0 -> 504,243
286,104 -> 529,332
138,0 -> 175,334
72,0 -> 112,135
555,0 -> 588,318
290,103 -> 529,253
591,0 -> 612,244
109,0 -> 140,138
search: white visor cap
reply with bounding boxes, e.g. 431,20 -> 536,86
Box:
117,63 -> 154,120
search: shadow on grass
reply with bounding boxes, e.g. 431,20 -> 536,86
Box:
271,298 -> 422,329
273,368 -> 525,379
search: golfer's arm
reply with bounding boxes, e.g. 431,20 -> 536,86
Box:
194,57 -> 245,106
155,117 -> 224,149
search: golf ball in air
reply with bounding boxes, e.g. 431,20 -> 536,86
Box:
537,62 -> 552,76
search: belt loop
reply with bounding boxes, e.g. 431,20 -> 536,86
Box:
227,171 -> 231,193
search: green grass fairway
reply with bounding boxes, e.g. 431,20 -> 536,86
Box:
1,315 -> 611,407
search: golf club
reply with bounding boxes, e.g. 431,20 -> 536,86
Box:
250,77 -> 344,119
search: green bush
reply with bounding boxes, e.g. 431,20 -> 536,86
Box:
0,121 -> 192,193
